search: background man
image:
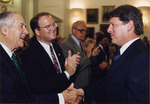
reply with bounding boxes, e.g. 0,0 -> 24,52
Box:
60,21 -> 100,89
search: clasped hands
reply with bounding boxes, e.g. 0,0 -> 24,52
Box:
62,83 -> 84,104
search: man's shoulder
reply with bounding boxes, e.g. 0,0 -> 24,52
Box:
61,35 -> 74,46
21,40 -> 40,58
62,35 -> 72,43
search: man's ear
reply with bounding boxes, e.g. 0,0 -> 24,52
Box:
0,24 -> 8,36
35,28 -> 40,36
72,28 -> 75,34
127,20 -> 134,32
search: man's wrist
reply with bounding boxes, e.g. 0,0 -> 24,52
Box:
64,71 -> 70,79
58,93 -> 65,104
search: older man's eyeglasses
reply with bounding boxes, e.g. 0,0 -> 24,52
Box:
74,28 -> 87,33
39,23 -> 57,29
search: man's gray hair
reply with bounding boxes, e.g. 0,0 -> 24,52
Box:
0,11 -> 17,27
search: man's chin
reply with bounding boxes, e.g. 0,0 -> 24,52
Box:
19,43 -> 25,48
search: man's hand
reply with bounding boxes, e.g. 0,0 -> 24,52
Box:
74,52 -> 81,66
99,61 -> 110,70
99,61 -> 108,70
92,46 -> 100,56
62,83 -> 85,104
62,83 -> 77,104
85,43 -> 94,58
65,50 -> 81,76
73,88 -> 84,104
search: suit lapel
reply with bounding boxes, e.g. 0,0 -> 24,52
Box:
32,39 -> 65,73
107,39 -> 142,79
0,45 -> 29,90
68,35 -> 84,56
32,38 -> 55,71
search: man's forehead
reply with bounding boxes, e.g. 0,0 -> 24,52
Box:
77,24 -> 87,29
13,14 -> 26,25
38,15 -> 54,24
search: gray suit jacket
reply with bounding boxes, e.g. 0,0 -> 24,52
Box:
60,35 -> 91,88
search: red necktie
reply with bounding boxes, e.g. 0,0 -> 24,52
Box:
80,42 -> 85,56
50,45 -> 60,74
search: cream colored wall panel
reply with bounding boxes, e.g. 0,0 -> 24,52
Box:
0,0 -> 21,13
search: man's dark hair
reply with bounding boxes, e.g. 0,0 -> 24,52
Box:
96,31 -> 107,46
30,12 -> 51,35
109,4 -> 143,35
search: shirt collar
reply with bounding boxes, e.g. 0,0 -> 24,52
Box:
120,37 -> 140,55
37,39 -> 53,49
99,44 -> 103,50
0,42 -> 13,58
71,35 -> 81,47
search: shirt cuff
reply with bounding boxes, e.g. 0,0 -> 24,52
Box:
58,93 -> 65,104
64,71 -> 70,79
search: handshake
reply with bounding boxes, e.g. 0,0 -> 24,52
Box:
62,83 -> 84,104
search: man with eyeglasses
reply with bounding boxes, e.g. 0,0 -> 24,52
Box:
60,21 -> 100,89
21,12 -> 81,103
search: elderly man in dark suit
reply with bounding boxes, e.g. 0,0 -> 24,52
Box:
77,5 -> 149,104
0,11 -> 78,103
21,12 -> 80,96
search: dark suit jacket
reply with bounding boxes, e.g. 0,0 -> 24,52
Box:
0,45 -> 58,103
21,36 -> 70,94
84,39 -> 149,104
91,46 -> 109,82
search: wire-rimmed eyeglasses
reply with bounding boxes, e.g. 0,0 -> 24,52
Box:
39,23 -> 57,29
74,28 -> 87,33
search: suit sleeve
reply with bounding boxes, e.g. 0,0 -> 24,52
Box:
83,78 -> 105,102
21,50 -> 70,94
0,61 -> 59,103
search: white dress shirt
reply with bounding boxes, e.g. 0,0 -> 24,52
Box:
0,42 -> 12,58
120,37 -> 140,55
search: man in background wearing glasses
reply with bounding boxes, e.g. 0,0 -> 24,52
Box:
60,21 -> 100,90
21,12 -> 81,103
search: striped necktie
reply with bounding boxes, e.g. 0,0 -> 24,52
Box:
50,45 -> 60,74
80,42 -> 85,56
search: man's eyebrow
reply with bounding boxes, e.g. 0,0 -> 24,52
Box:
20,23 -> 25,25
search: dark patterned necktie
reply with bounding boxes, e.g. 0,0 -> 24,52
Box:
50,45 -> 60,74
80,42 -> 85,56
11,53 -> 21,71
11,53 -> 27,82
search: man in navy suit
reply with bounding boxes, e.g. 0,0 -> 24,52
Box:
0,11 -> 79,103
21,12 -> 80,95
77,5 -> 149,104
